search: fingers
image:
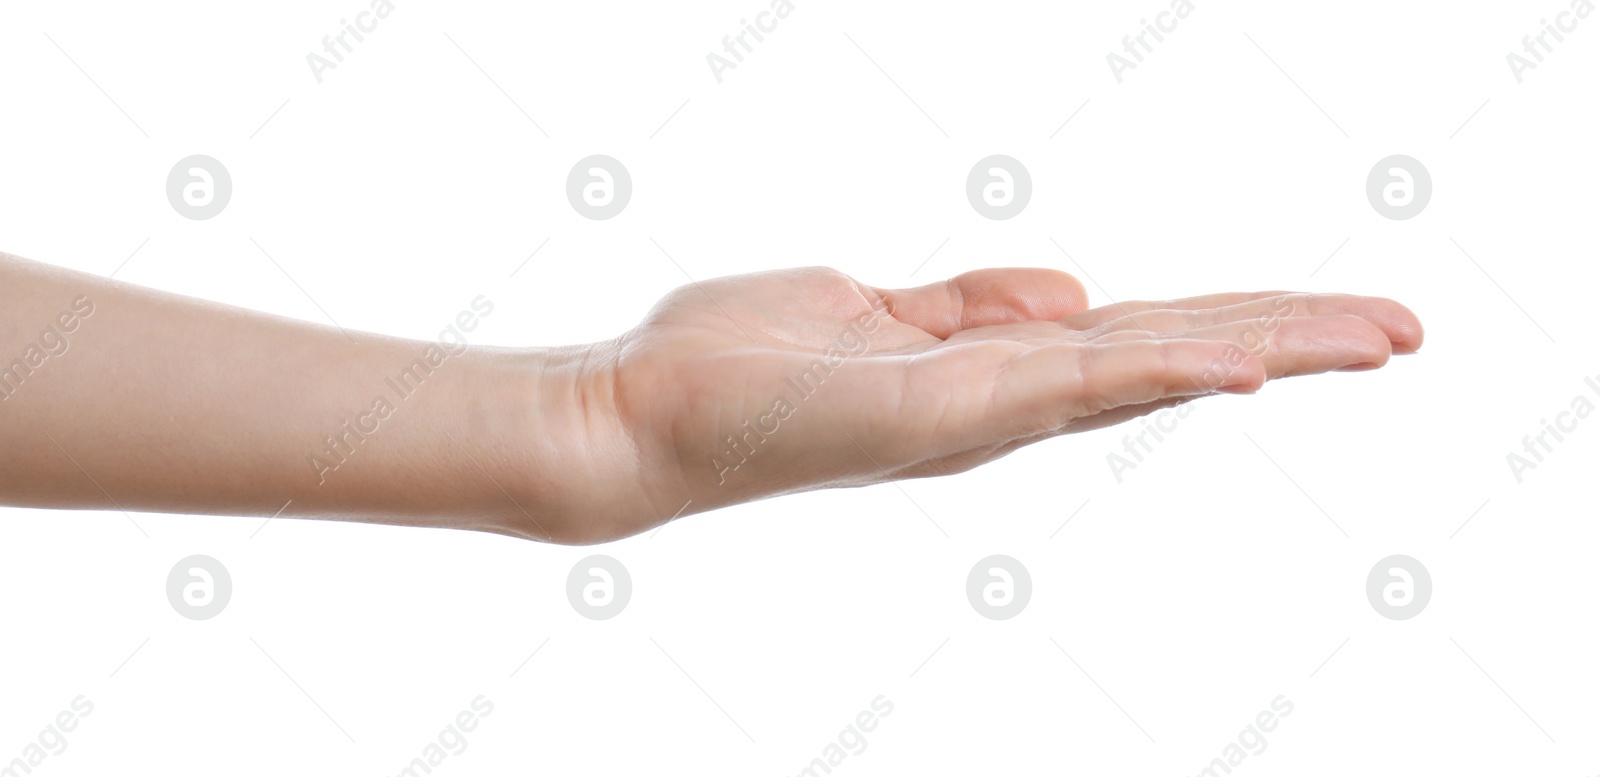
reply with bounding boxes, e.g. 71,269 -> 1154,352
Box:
855,283 -> 1423,456
1061,292 -> 1291,329
989,338 -> 1266,435
869,268 -> 1090,339
1078,292 -> 1424,354
1091,314 -> 1396,378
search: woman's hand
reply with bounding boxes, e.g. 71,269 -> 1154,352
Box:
558,267 -> 1423,542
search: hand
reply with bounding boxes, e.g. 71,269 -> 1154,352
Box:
559,267 -> 1423,542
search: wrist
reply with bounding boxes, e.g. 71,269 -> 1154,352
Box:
473,341 -> 654,544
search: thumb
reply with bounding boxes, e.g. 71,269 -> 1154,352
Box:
868,268 -> 1090,339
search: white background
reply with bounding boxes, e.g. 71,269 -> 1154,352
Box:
2,0 -> 1597,774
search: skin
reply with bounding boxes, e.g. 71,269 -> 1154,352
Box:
0,253 -> 1422,544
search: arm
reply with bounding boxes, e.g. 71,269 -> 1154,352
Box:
0,253 -> 1422,544
0,251 -> 611,542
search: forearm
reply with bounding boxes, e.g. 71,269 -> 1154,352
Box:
0,252 -> 619,541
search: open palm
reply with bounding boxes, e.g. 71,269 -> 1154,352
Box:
592,266 -> 1422,539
